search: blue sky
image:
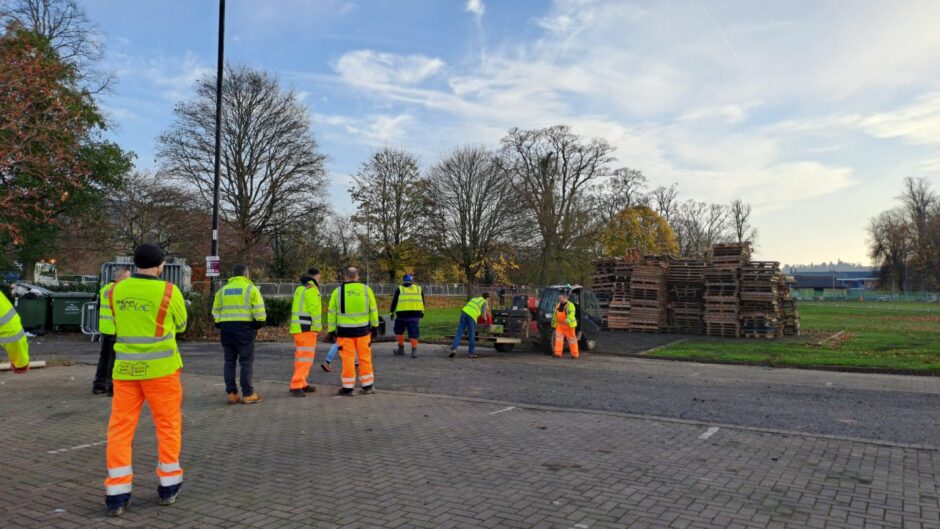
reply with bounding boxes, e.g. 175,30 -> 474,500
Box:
86,0 -> 940,266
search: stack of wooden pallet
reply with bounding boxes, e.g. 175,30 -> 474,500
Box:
779,276 -> 800,336
628,263 -> 668,332
590,256 -> 636,329
739,261 -> 781,338
667,258 -> 706,334
704,267 -> 740,337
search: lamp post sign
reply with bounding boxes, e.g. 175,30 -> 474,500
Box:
206,256 -> 221,278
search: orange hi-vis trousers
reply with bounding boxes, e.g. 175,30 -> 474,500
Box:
338,335 -> 374,389
290,331 -> 317,389
554,324 -> 580,358
105,370 -> 183,496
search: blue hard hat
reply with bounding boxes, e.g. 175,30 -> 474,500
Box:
403,274 -> 414,283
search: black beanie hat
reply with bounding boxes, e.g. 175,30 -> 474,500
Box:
134,243 -> 165,268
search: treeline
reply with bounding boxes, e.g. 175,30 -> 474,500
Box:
868,177 -> 940,291
0,0 -> 759,286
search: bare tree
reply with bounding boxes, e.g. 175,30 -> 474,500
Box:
427,146 -> 515,288
0,0 -> 113,92
349,147 -> 426,282
500,125 -> 614,284
157,64 -> 327,263
651,183 -> 679,224
674,200 -> 731,257
868,208 -> 912,291
108,171 -> 206,258
729,199 -> 758,248
591,167 -> 649,224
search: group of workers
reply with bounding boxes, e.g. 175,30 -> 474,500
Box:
1,241 -> 581,518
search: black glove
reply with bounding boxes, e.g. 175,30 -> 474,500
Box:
214,322 -> 221,330
328,331 -> 336,343
370,327 -> 378,339
250,321 -> 264,330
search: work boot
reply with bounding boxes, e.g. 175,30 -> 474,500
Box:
227,392 -> 240,405
337,387 -> 354,397
411,348 -> 417,358
105,493 -> 131,517
320,361 -> 332,372
290,388 -> 306,397
240,393 -> 263,404
361,385 -> 376,395
92,386 -> 107,395
107,387 -> 114,397
395,344 -> 405,356
448,347 -> 457,358
158,483 -> 181,506
302,385 -> 316,393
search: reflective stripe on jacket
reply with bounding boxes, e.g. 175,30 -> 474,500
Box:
212,276 -> 266,323
395,284 -> 425,313
328,282 -> 379,337
290,281 -> 322,334
0,292 -> 29,368
462,297 -> 487,320
98,282 -> 116,335
551,302 -> 577,328
111,276 -> 188,380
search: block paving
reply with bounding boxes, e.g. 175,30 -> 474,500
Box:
1,365 -> 938,529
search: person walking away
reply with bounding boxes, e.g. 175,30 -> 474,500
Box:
390,273 -> 424,358
552,291 -> 579,359
212,264 -> 267,404
327,267 -> 378,396
289,268 -> 322,397
0,290 -> 29,374
449,292 -> 491,359
103,244 -> 188,516
93,267 -> 131,395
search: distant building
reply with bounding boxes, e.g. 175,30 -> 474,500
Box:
792,274 -> 850,299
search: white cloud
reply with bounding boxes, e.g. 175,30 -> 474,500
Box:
336,50 -> 445,87
466,0 -> 485,20
314,113 -> 412,145
860,92 -> 940,146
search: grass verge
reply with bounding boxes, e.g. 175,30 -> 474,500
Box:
650,301 -> 940,372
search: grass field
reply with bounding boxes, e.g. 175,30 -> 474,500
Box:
650,301 -> 940,372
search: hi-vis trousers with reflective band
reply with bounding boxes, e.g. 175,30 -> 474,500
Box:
290,331 -> 317,389
338,336 -> 373,389
554,324 -> 579,358
105,370 -> 183,495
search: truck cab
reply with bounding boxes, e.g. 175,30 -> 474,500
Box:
535,285 -> 602,353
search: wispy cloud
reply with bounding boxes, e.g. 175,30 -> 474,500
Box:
466,0 -> 485,21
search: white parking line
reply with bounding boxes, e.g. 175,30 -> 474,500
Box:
489,406 -> 516,415
47,440 -> 107,454
698,427 -> 720,440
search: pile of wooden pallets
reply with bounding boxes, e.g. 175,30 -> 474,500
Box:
667,258 -> 706,334
739,261 -> 781,338
591,242 -> 799,339
628,262 -> 667,332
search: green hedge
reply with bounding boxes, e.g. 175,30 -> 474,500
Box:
263,297 -> 292,327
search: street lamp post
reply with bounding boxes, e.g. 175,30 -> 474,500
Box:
209,0 -> 225,301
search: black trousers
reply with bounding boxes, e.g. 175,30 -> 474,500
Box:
93,334 -> 116,390
221,322 -> 257,396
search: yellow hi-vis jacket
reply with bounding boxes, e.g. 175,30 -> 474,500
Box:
110,275 -> 188,380
328,282 -> 379,338
98,281 -> 117,335
462,297 -> 488,320
290,280 -> 322,334
0,291 -> 29,369
212,276 -> 266,323
395,284 -> 425,312
551,301 -> 577,328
